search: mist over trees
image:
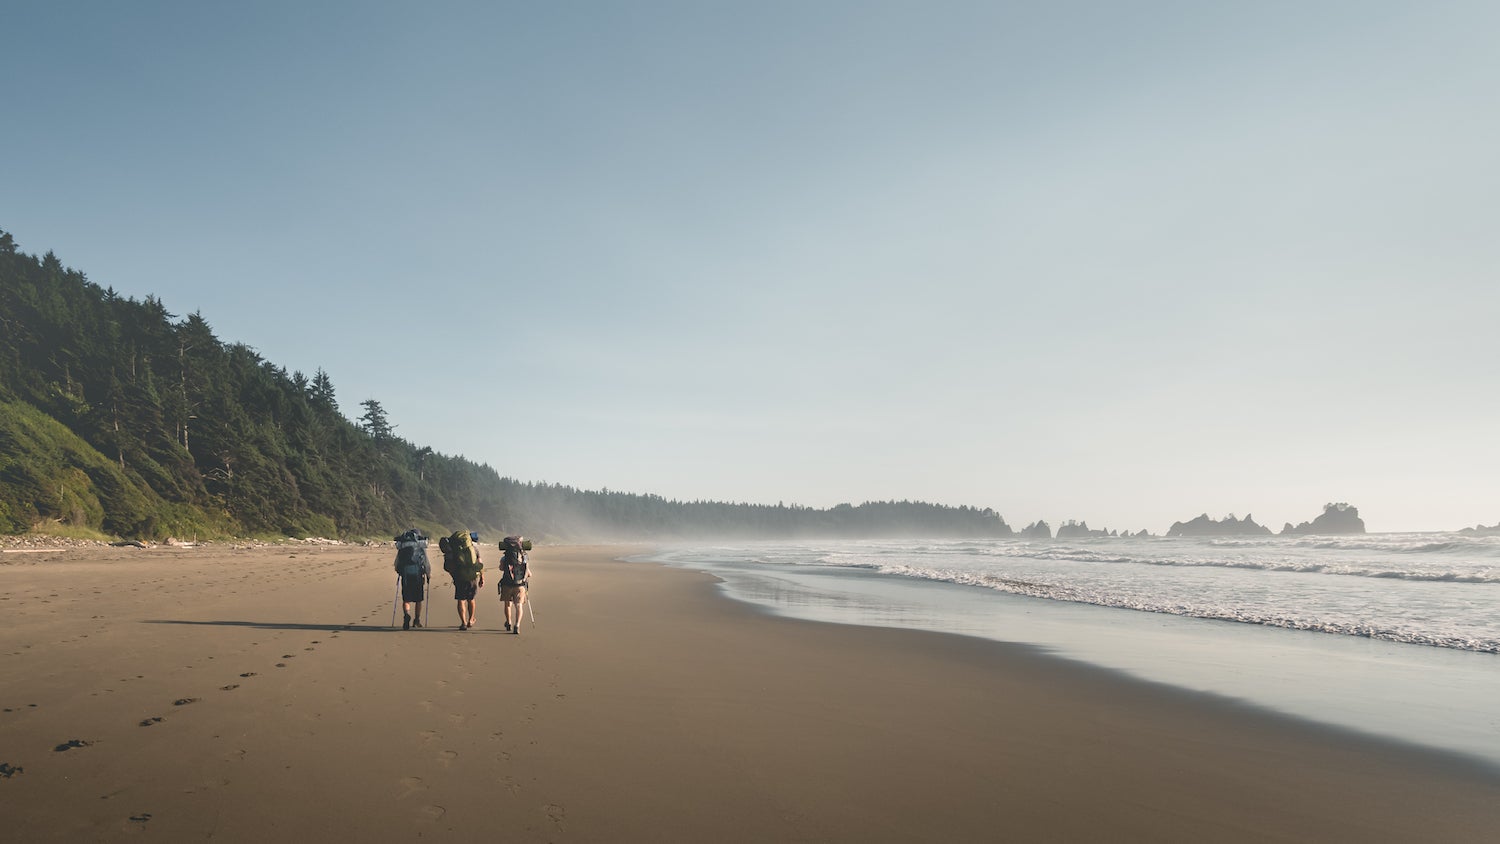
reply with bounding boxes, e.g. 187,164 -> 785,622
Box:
0,230 -> 1013,541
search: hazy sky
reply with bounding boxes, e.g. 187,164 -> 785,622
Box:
6,1 -> 1498,533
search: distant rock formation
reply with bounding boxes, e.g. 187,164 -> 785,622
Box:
1458,522 -> 1500,536
1018,520 -> 1052,539
1165,513 -> 1272,537
1280,503 -> 1366,536
1056,520 -> 1117,539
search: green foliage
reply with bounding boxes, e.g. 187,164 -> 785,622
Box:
0,400 -> 152,535
0,228 -> 1017,541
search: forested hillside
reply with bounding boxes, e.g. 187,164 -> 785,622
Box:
0,230 -> 1014,540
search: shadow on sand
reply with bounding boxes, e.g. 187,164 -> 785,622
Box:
143,619 -> 500,633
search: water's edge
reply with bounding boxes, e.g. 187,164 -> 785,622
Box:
624,547 -> 1500,775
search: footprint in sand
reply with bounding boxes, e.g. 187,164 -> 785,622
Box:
122,812 -> 154,833
219,684 -> 239,691
139,717 -> 164,727
275,663 -> 287,668
54,739 -> 95,752
436,750 -> 458,767
545,804 -> 566,829
0,762 -> 23,778
239,672 -> 257,678
173,698 -> 199,706
417,804 -> 447,822
397,776 -> 427,799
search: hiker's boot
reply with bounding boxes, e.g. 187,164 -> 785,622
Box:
402,613 -> 411,631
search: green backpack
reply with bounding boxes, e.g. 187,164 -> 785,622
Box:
445,530 -> 482,581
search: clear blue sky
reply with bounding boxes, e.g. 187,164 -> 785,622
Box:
6,1 -> 1498,533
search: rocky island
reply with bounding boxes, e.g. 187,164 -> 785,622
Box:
1280,503 -> 1366,536
1166,513 -> 1273,537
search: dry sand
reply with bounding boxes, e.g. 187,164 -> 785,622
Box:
1,542 -> 1497,842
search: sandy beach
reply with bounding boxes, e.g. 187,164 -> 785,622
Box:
1,542 -> 1497,842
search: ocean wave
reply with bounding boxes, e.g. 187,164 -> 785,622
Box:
826,545 -> 1500,584
654,540 -> 1500,585
872,564 -> 1500,654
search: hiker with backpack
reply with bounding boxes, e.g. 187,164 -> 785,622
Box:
438,530 -> 484,630
498,535 -> 532,634
393,529 -> 431,631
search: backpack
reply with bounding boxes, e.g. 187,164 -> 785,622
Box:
501,554 -> 528,586
393,530 -> 428,578
446,530 -> 481,581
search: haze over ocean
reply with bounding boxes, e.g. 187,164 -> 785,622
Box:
5,2 -> 1498,532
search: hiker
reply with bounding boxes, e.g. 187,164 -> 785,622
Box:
393,529 -> 430,630
439,530 -> 484,630
498,535 -> 530,634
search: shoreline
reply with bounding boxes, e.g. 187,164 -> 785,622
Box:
2,543 -> 1497,841
637,543 -> 1500,772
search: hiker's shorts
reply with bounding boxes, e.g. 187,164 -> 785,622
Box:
500,585 -> 526,603
453,579 -> 478,601
401,576 -> 426,602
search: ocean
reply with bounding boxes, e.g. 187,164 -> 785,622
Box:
632,533 -> 1500,770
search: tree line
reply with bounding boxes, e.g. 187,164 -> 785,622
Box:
0,229 -> 1014,541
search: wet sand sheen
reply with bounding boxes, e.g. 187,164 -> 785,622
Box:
0,543 -> 1496,841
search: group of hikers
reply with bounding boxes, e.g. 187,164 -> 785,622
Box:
392,530 -> 532,633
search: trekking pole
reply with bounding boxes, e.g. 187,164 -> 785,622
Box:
423,579 -> 430,628
526,591 -> 536,624
391,575 -> 401,627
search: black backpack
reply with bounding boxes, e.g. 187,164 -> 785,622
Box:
503,555 -> 528,586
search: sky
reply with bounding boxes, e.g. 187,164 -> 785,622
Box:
5,1 -> 1498,534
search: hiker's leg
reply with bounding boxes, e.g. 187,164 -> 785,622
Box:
412,601 -> 422,626
456,601 -> 465,626
515,589 -> 525,630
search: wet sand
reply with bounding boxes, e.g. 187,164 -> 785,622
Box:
1,542 -> 1496,841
